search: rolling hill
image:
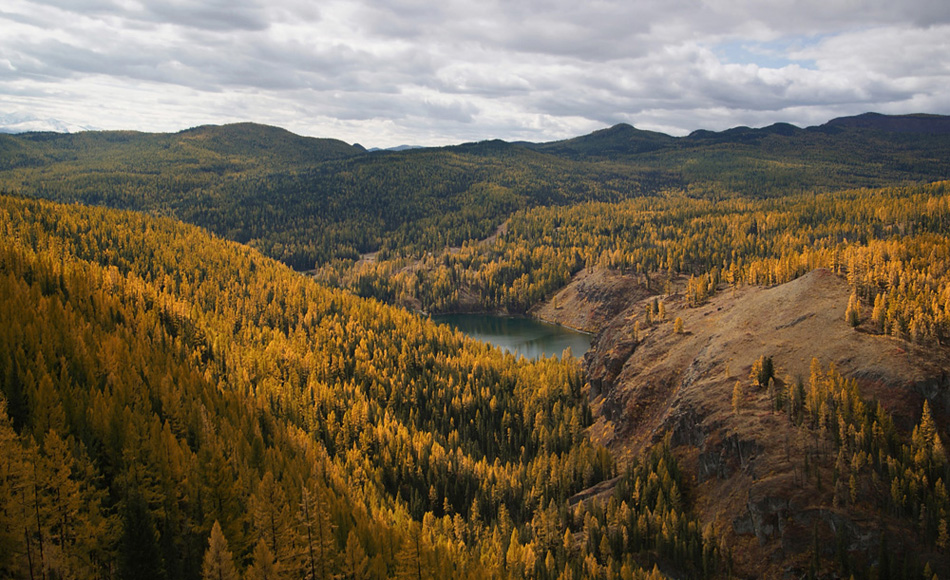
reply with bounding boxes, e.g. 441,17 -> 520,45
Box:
583,267 -> 950,577
1,113 -> 950,579
2,113 -> 950,271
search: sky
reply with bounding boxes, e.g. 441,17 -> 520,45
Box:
1,0 -> 948,148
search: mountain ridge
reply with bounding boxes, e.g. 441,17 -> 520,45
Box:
821,112 -> 950,134
2,111 -> 950,273
5,110 -> 949,148
524,112 -> 950,159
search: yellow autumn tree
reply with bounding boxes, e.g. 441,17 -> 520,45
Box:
202,521 -> 240,580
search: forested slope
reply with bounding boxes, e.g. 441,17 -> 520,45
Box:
525,113 -> 950,195
0,194 -> 717,579
2,114 -> 950,272
333,180 -> 950,345
2,114 -> 950,579
0,126 -> 657,268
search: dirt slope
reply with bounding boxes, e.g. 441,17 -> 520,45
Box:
583,268 -> 950,578
532,267 -> 656,333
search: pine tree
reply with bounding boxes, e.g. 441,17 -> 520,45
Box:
3,353 -> 31,432
0,399 -> 28,577
562,527 -> 574,558
246,538 -> 281,580
395,521 -> 428,580
846,292 -> 861,327
30,371 -> 66,439
251,471 -> 295,568
937,517 -> 949,550
40,429 -> 85,579
343,529 -> 369,580
673,318 -> 684,334
298,482 -> 336,580
506,529 -> 523,577
871,293 -> 886,332
750,355 -> 774,389
119,493 -> 166,580
202,520 -> 240,580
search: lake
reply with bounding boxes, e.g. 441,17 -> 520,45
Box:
431,314 -> 592,360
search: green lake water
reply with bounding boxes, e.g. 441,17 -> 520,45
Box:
431,314 -> 592,360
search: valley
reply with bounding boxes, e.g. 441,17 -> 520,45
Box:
1,113 -> 949,579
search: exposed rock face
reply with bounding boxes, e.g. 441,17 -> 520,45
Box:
697,432 -> 761,482
587,337 -> 637,399
581,268 -> 950,577
732,495 -> 789,544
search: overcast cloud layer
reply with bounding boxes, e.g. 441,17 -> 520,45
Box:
1,0 -> 948,147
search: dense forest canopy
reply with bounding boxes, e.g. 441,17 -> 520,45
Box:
325,181 -> 950,346
0,193 -> 717,579
1,112 -> 949,579
2,113 -> 949,270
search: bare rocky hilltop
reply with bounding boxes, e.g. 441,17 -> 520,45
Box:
544,267 -> 950,578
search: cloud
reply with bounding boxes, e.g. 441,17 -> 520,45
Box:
26,0 -> 281,31
1,0 -> 949,146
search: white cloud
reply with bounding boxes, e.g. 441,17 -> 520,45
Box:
1,0 -> 948,146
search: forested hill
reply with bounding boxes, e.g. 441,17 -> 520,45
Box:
0,122 -> 364,171
0,125 -> 658,268
2,113 -> 950,270
524,113 -> 950,194
527,112 -> 950,159
1,193 -> 710,579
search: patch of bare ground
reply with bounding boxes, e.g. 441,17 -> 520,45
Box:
584,268 -> 950,578
532,267 -> 658,333
480,219 -> 508,247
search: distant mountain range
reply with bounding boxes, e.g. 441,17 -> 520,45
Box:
367,144 -> 425,152
522,112 -> 950,159
822,111 -> 950,134
2,111 -> 949,271
5,110 -> 950,149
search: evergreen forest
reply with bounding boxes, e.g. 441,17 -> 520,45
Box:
1,113 -> 949,579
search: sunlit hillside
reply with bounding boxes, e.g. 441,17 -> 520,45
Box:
2,114 -> 950,579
